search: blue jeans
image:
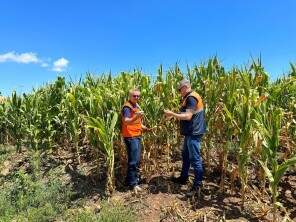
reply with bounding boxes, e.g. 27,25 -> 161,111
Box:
124,137 -> 141,187
180,135 -> 203,188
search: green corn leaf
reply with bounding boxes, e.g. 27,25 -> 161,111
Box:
258,160 -> 274,184
274,156 -> 296,186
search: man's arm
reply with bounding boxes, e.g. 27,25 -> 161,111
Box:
122,107 -> 143,124
164,96 -> 197,121
164,110 -> 193,120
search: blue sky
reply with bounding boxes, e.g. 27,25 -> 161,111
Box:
1,0 -> 296,95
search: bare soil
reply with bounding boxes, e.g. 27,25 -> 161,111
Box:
1,148 -> 296,222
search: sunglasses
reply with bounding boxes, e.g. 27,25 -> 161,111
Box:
132,95 -> 140,98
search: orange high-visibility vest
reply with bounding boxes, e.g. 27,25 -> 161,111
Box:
121,101 -> 142,138
180,91 -> 206,136
181,91 -> 204,111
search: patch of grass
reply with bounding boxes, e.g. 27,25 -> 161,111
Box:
64,200 -> 136,222
66,210 -> 98,222
98,200 -> 136,222
0,145 -> 14,165
0,166 -> 73,221
0,150 -> 135,222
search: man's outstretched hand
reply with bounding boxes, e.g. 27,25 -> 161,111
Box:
164,110 -> 174,119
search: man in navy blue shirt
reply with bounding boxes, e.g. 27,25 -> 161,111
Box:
164,79 -> 206,197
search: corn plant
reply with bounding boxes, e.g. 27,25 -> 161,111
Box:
255,108 -> 296,222
232,72 -> 258,209
61,85 -> 83,163
84,111 -> 118,194
6,92 -> 24,152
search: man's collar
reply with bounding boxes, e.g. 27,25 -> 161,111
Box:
128,100 -> 137,107
183,91 -> 192,100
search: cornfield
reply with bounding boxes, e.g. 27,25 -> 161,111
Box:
0,57 -> 296,221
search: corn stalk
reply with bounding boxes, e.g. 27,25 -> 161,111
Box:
84,111 -> 118,194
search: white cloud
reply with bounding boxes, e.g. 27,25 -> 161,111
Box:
0,51 -> 40,64
52,57 -> 69,72
0,51 -> 70,71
